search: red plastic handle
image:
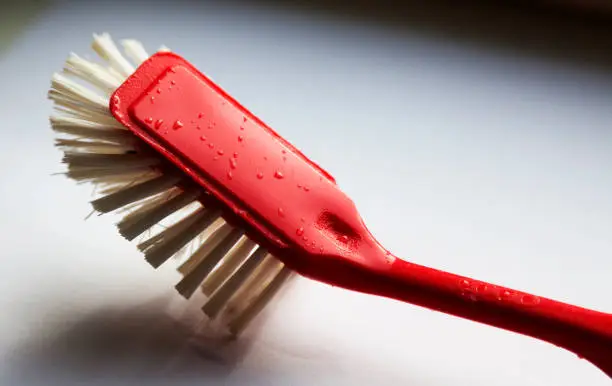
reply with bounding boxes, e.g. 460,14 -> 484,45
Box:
110,52 -> 612,378
374,259 -> 612,378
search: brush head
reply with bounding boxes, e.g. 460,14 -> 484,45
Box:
48,33 -> 294,337
108,49 -> 394,292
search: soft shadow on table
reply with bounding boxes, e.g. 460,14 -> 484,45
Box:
3,297 -> 261,385
2,290 -> 423,385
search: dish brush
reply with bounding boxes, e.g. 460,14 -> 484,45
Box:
48,33 -> 612,377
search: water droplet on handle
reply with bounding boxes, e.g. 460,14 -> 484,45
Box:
256,172 -> 264,179
498,290 -> 512,301
238,135 -> 244,142
145,117 -> 153,124
173,120 -> 184,130
296,227 -> 304,236
227,171 -> 233,180
278,207 -> 285,217
154,119 -> 164,130
217,149 -> 224,156
520,294 -> 540,306
274,171 -> 284,179
229,158 -> 237,169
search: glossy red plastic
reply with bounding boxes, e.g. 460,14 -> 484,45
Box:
110,52 -> 612,378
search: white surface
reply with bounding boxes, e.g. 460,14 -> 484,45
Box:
0,1 -> 611,384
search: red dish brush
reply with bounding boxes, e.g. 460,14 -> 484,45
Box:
49,33 -> 611,377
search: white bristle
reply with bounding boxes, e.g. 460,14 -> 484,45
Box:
178,221 -> 233,275
118,188 -> 200,241
137,204 -> 209,251
157,45 -> 171,53
113,186 -> 179,215
175,227 -> 246,299
51,102 -> 123,128
66,167 -> 157,184
97,171 -> 163,195
226,265 -> 293,335
224,256 -> 284,319
120,39 -> 150,65
92,33 -> 135,78
91,173 -> 183,213
50,115 -> 130,138
55,138 -> 133,154
49,33 -> 292,338
64,53 -> 122,92
49,115 -> 123,131
50,72 -> 109,113
201,247 -> 269,319
106,67 -> 126,83
200,237 -> 258,295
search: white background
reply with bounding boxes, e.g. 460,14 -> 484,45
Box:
0,1 -> 611,384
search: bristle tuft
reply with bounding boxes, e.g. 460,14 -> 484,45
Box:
175,227 -> 244,299
201,247 -> 269,319
64,53 -> 122,92
92,32 -> 135,78
118,188 -> 200,241
91,173 -> 182,213
140,206 -> 222,268
120,39 -> 150,65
